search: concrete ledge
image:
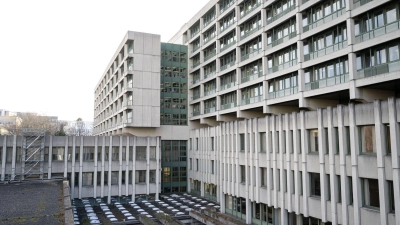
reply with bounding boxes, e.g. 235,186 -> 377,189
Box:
63,180 -> 74,225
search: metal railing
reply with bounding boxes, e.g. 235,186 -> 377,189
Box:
192,94 -> 201,100
204,107 -> 216,114
266,4 -> 296,24
267,32 -> 296,49
192,111 -> 201,117
220,21 -> 235,33
241,72 -> 262,83
220,41 -> 236,53
192,62 -> 200,69
353,0 -> 372,8
221,102 -> 237,110
204,89 -> 216,96
220,61 -> 236,71
191,30 -> 200,39
126,118 -> 133,123
204,51 -> 216,62
355,20 -> 400,44
268,59 -> 297,73
356,61 -> 400,79
268,86 -> 298,99
304,41 -> 347,61
241,49 -> 261,61
241,95 -> 262,105
240,2 -> 262,19
241,25 -> 262,39
305,74 -> 349,91
204,33 -> 216,44
191,79 -> 200,85
204,17 -> 216,28
303,8 -> 345,32
220,1 -> 235,14
191,46 -> 200,53
204,71 -> 216,79
220,81 -> 236,90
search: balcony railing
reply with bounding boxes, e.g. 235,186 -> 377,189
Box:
241,25 -> 262,39
220,21 -> 235,33
267,4 -> 296,24
356,61 -> 400,79
240,1 -> 262,19
192,94 -> 201,100
126,100 -> 133,106
204,89 -> 216,96
128,64 -> 134,71
191,46 -> 200,53
355,20 -> 400,44
204,107 -> 216,114
191,79 -> 200,85
191,30 -> 200,38
304,41 -> 347,61
192,111 -> 201,117
268,86 -> 298,99
305,74 -> 349,91
204,17 -> 216,28
221,102 -> 237,110
353,0 -> 372,9
204,33 -> 216,44
220,1 -> 235,14
204,71 -> 216,79
241,95 -> 262,105
268,59 -> 297,73
220,41 -> 236,53
204,51 -> 216,62
220,81 -> 236,90
192,62 -> 201,69
126,118 -> 133,123
303,8 -> 345,32
241,49 -> 261,61
241,72 -> 262,83
267,32 -> 296,49
220,61 -> 236,71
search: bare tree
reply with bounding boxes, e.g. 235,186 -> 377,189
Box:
2,112 -> 59,135
66,118 -> 92,136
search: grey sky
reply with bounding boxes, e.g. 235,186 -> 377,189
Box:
0,0 -> 209,121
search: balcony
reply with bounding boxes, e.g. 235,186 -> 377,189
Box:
267,4 -> 296,24
220,41 -> 236,53
128,64 -> 134,71
204,17 -> 216,28
220,1 -> 235,14
241,95 -> 262,105
192,111 -> 201,117
191,79 -> 200,85
220,81 -> 236,90
204,33 -> 216,45
221,102 -> 237,110
204,107 -> 216,114
241,49 -> 261,61
126,100 -> 133,106
353,0 -> 372,9
304,41 -> 347,61
268,59 -> 297,74
220,22 -> 235,34
126,118 -> 133,123
204,71 -> 216,79
241,25 -> 262,40
268,86 -> 298,99
240,1 -> 261,19
191,30 -> 200,39
192,94 -> 201,101
303,8 -> 346,32
355,20 -> 400,44
204,51 -> 216,62
356,60 -> 400,79
305,74 -> 349,91
192,62 -> 201,69
267,32 -> 296,49
192,46 -> 200,53
204,89 -> 216,96
220,61 -> 236,71
241,72 -> 262,83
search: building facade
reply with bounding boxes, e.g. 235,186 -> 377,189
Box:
0,135 -> 161,203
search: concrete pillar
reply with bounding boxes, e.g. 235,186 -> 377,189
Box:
125,137 -> 130,196
349,103 -> 361,225
1,136 -> 7,181
271,115 -> 278,207
300,110 -> 309,217
327,107 -> 338,225
107,136 -> 112,204
79,136 -> 83,199
317,108 -> 327,222
156,137 -> 160,200
146,137 -> 150,195
48,136 -> 53,179
285,113 -> 293,213
337,105 -> 349,225
11,135 -> 16,179
132,136 -> 137,202
118,136 -> 123,196
266,116 -> 272,206
71,136 -> 76,199
94,136 -> 98,198
292,111 -> 301,214
101,136 -> 105,198
64,137 -> 68,178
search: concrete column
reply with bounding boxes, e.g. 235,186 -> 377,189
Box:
79,136 -> 83,199
235,121 -> 240,197
272,115 -> 278,207
346,18 -> 355,46
337,105 -> 349,225
285,113 -> 293,213
292,112 -> 301,214
94,136 -> 98,198
374,100 -> 389,225
327,107 -> 338,225
255,118 -> 260,203
146,137 -> 150,195
1,136 -> 7,181
107,137 -> 112,204
300,110 -> 309,217
132,136 -> 137,202
279,115 -> 288,225
64,137 -> 68,178
71,136 -> 76,198
48,136 -> 53,179
11,135 -> 16,179
296,12 -> 303,36
101,136 -> 105,198
388,97 -> 400,225
220,125 -> 226,213
125,137 -> 130,196
156,137 -> 160,200
349,103 -> 361,225
245,120 -> 251,224
118,136 -> 123,196
266,116 -> 272,206
317,108 -> 327,222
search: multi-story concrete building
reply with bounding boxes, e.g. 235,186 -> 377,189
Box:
167,0 -> 400,224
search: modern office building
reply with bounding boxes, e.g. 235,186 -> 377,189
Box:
167,0 -> 400,224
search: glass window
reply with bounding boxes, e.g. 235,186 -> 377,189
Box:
82,172 -> 93,186
240,165 -> 246,183
52,147 -> 65,161
310,173 -> 321,197
136,146 -> 147,160
388,45 -> 399,61
260,132 -> 266,152
362,178 -> 380,208
386,6 -> 397,24
386,125 -> 392,155
309,129 -> 319,152
135,170 -> 146,183
82,147 -> 94,161
360,126 -> 376,153
240,134 -> 245,151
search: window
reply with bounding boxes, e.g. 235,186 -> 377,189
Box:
388,181 -> 395,212
189,138 -> 192,150
211,160 -> 215,174
240,165 -> 246,183
82,147 -> 94,161
261,167 -> 267,187
52,147 -> 65,161
337,175 -> 342,203
349,176 -> 354,204
75,147 -> 80,161
136,146 -> 147,160
310,173 -> 321,197
82,172 -> 93,186
196,138 -> 199,150
211,137 -> 214,151
240,134 -> 245,151
196,159 -> 199,171
360,126 -> 376,153
309,129 -> 319,152
150,147 -> 156,160
326,175 -> 331,200
260,132 -> 266,152
362,178 -> 380,208
190,158 -> 192,170
150,170 -> 156,183
386,125 -> 392,155
135,170 -> 146,183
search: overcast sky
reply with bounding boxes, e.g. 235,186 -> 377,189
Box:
0,0 -> 209,121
